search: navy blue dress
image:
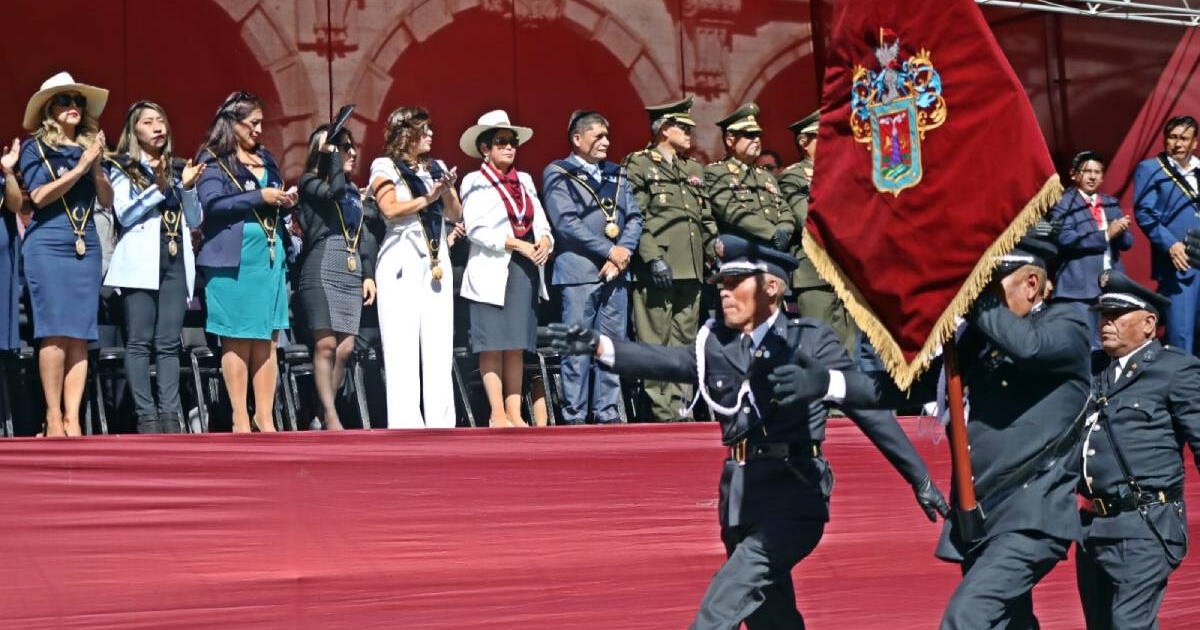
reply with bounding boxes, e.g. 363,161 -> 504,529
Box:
17,138 -> 102,340
0,174 -> 20,350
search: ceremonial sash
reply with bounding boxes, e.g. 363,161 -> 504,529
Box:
479,164 -> 531,237
1155,153 -> 1200,218
393,158 -> 445,243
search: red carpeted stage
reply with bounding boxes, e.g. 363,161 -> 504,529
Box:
1,421 -> 1197,629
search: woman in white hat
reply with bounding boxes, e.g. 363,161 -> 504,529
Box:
369,106 -> 461,429
17,71 -> 111,437
457,110 -> 552,427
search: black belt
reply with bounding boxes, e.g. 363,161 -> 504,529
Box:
729,440 -> 821,464
1087,487 -> 1184,517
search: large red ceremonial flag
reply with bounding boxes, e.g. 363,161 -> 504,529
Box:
807,0 -> 1061,389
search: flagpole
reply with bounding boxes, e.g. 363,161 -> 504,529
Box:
943,337 -> 985,537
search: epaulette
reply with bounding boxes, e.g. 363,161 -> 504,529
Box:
781,162 -> 802,173
649,151 -> 662,163
726,161 -> 741,175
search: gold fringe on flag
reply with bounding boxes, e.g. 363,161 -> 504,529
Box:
803,174 -> 1063,391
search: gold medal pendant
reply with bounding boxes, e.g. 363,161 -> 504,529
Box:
347,254 -> 357,272
431,262 -> 444,281
604,221 -> 620,239
75,236 -> 86,256
168,238 -> 179,257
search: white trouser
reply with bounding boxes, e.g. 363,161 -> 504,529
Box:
375,229 -> 456,429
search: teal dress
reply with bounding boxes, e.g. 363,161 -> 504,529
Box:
203,169 -> 289,339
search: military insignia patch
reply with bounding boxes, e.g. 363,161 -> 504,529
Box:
727,162 -> 740,175
850,27 -> 947,197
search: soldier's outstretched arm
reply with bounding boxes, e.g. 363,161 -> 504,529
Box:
803,327 -> 932,483
777,325 -> 948,520
967,293 -> 1091,371
541,323 -> 697,384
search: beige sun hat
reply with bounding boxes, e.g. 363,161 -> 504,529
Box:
458,109 -> 533,158
23,71 -> 109,131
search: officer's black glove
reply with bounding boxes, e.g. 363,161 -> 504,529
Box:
649,258 -> 673,289
1186,229 -> 1200,269
542,323 -> 600,356
772,227 -> 794,252
912,475 -> 951,522
766,351 -> 829,406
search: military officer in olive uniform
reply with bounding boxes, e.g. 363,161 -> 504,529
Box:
623,96 -> 718,421
778,110 -> 857,354
545,234 -> 948,629
1076,270 -> 1200,630
784,236 -> 1092,629
705,103 -> 794,255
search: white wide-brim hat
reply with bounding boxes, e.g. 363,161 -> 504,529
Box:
23,71 -> 109,131
458,109 -> 533,158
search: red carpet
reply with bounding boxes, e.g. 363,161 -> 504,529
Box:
0,421 -> 1196,629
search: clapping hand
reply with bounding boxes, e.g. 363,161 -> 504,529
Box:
0,138 -> 19,175
181,159 -> 206,190
448,221 -> 466,247
80,131 -> 104,171
542,323 -> 600,356
436,167 -> 458,195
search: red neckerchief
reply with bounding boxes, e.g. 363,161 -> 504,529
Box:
481,162 -> 532,237
1079,189 -> 1103,227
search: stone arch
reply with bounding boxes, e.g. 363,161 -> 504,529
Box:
345,0 -> 679,132
728,31 -> 815,108
209,0 -> 322,176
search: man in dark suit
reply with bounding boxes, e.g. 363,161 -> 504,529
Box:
1076,271 -> 1200,630
1133,115 -> 1200,355
773,236 -> 1091,629
546,235 -> 948,629
542,110 -> 643,424
1049,151 -> 1134,344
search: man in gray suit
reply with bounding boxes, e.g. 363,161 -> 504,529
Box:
542,111 -> 643,423
1076,270 -> 1200,630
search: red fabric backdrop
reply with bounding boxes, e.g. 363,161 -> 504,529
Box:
1,423 -> 1197,628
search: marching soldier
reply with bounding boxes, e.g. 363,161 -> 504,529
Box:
776,235 -> 1092,629
546,234 -> 948,629
1077,270 -> 1200,630
705,103 -> 794,254
624,96 -> 718,421
778,110 -> 857,353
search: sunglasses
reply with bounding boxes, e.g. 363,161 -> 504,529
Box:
52,93 -> 87,109
491,135 -> 520,148
733,130 -> 762,140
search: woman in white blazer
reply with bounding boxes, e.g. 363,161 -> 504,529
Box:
103,101 -> 204,434
458,110 -> 552,427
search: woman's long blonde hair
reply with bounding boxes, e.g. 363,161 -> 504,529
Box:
34,94 -> 101,150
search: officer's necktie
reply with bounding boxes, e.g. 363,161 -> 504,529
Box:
737,335 -> 753,373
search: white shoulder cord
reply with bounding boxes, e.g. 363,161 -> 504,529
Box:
679,318 -> 762,419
